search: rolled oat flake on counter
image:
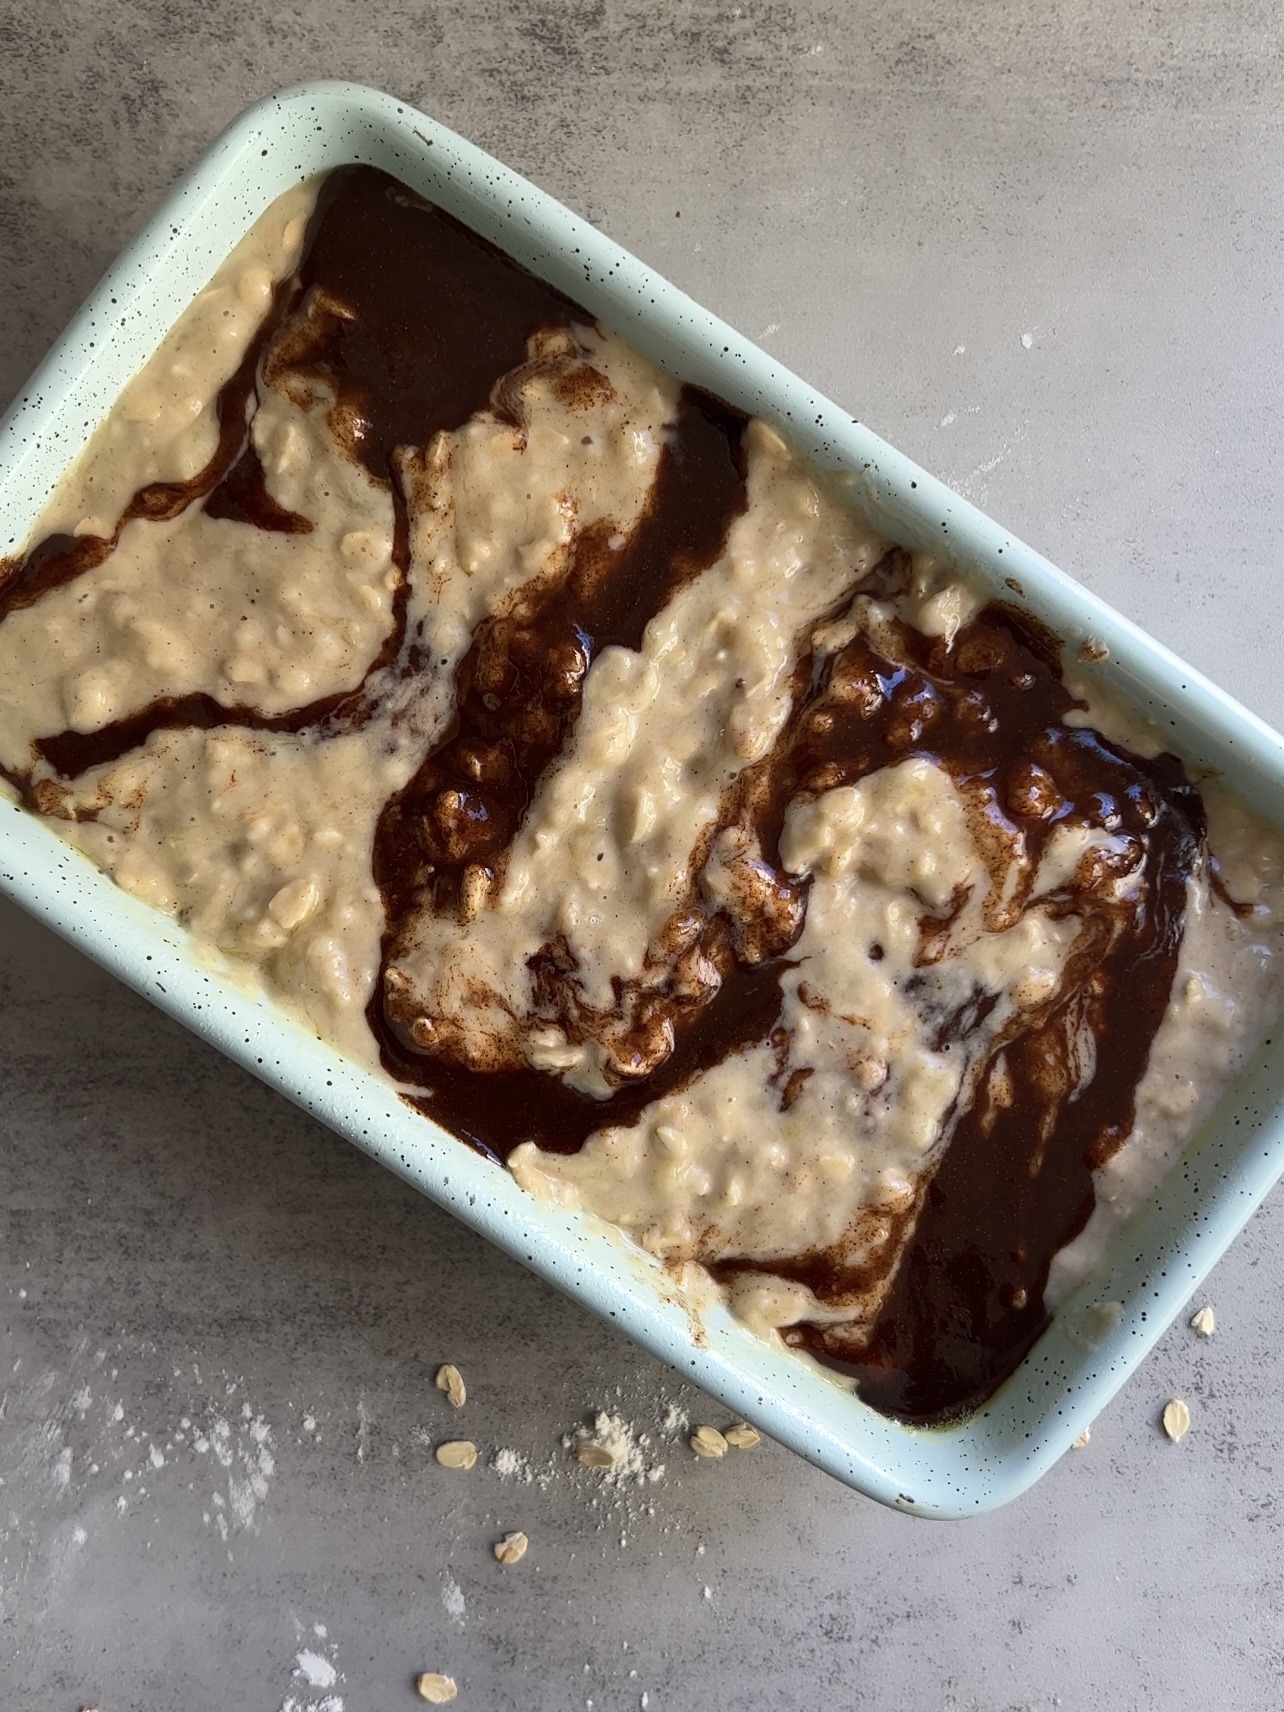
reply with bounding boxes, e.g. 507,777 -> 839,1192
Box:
1162,1399 -> 1192,1443
4,161 -> 1284,1434
690,1425 -> 729,1459
574,1440 -> 618,1470
435,1363 -> 467,1408
416,1672 -> 458,1704
435,1440 -> 478,1470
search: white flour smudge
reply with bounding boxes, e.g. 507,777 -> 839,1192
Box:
953,427 -> 1026,508
660,1401 -> 688,1434
442,1573 -> 467,1626
491,1446 -> 532,1482
226,1415 -> 275,1534
281,1618 -> 342,1710
295,1651 -> 338,1689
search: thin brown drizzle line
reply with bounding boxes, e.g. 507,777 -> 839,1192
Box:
1209,850 -> 1255,920
34,686 -> 352,779
202,446 -> 312,533
0,264 -> 311,625
31,464 -> 415,783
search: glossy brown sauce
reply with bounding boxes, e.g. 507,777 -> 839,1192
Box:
0,165 -> 1208,1425
2,164 -> 585,787
714,603 -> 1203,1420
372,386 -> 748,925
372,950 -> 789,1162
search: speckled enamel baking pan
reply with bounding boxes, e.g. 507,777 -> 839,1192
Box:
3,81 -> 1284,1517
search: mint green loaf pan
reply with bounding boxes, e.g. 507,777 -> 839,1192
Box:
3,81 -> 1283,1516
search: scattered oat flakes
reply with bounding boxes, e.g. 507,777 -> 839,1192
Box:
1072,1429 -> 1091,1449
1162,1399 -> 1191,1443
416,1672 -> 458,1703
723,1423 -> 760,1451
690,1425 -> 728,1459
436,1363 -> 467,1408
575,1440 -> 618,1470
493,1530 -> 529,1566
1190,1306 -> 1216,1338
435,1440 -> 478,1470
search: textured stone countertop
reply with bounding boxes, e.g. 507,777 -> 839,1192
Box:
3,4 -> 1284,1708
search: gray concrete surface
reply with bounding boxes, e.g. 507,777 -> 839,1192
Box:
3,2 -> 1284,1707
